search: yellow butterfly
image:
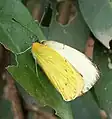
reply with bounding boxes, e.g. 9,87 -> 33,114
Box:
43,40 -> 99,93
32,42 -> 84,101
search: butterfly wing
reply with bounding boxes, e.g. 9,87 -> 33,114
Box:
32,43 -> 84,101
43,40 -> 99,93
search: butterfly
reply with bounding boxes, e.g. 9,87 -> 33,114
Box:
43,40 -> 99,93
31,41 -> 99,101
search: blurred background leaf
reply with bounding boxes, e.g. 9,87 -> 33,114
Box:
71,92 -> 101,119
78,0 -> 112,49
47,1 -> 89,51
78,0 -> 112,118
93,41 -> 112,119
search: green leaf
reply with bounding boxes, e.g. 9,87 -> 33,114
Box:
16,82 -> 39,107
0,19 -> 38,53
93,41 -> 112,119
0,0 -> 38,32
71,92 -> 101,119
7,50 -> 73,119
0,0 -> 45,54
0,1 -> 73,118
78,0 -> 112,49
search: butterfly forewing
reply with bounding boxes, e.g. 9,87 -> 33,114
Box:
32,43 -> 84,101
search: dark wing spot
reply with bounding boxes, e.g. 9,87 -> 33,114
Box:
65,59 -> 67,62
79,73 -> 83,77
65,83 -> 68,86
63,44 -> 65,49
62,88 -> 64,90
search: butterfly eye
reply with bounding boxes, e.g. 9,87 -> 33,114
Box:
41,41 -> 46,44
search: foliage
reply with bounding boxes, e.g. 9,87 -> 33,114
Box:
0,0 -> 112,119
